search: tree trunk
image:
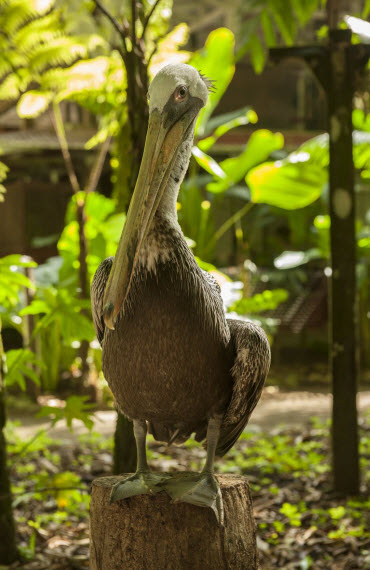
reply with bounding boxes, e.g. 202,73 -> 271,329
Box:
0,317 -> 17,564
90,474 -> 258,570
113,41 -> 148,213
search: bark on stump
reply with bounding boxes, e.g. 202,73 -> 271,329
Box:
90,473 -> 257,570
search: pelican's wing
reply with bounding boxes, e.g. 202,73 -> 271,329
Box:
200,269 -> 222,294
216,319 -> 271,456
90,257 -> 113,346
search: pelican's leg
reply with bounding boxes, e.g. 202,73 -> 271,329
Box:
110,419 -> 169,503
164,416 -> 224,524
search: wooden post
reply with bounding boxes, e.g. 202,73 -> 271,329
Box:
327,29 -> 359,495
90,474 -> 258,570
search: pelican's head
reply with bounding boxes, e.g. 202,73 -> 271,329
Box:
103,64 -> 212,329
148,63 -> 209,114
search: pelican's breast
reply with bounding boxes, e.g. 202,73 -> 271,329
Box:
102,237 -> 233,426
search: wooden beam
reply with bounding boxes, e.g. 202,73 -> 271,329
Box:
327,29 -> 359,494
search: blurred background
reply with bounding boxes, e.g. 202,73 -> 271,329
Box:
0,0 -> 369,568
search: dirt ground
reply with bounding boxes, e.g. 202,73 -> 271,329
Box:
10,388 -> 370,442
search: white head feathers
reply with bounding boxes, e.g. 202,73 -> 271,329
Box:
148,63 -> 210,113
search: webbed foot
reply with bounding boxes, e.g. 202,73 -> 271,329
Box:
109,471 -> 169,503
164,472 -> 224,524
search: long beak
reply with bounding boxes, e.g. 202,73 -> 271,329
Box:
102,108 -> 195,330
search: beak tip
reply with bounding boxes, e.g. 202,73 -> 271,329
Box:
103,302 -> 116,331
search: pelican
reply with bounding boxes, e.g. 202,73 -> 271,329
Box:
91,63 -> 270,523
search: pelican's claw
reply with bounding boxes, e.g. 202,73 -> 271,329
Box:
163,472 -> 224,525
109,471 -> 169,503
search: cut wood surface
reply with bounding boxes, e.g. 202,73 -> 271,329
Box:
90,473 -> 257,570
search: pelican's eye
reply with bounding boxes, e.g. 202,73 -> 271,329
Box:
174,85 -> 188,102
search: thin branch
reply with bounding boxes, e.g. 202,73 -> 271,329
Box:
146,30 -> 167,65
93,0 -> 124,34
204,202 -> 254,255
10,427 -> 47,467
85,135 -> 112,195
50,103 -> 81,194
141,0 -> 162,38
93,0 -> 129,52
131,0 -> 137,47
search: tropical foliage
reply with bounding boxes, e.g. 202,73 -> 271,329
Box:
0,0 -> 103,101
0,0 -> 369,565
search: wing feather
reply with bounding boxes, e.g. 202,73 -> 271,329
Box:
90,257 -> 113,346
216,319 -> 271,456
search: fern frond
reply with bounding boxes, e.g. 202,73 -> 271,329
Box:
13,9 -> 63,51
0,161 -> 8,181
0,184 -> 6,201
0,67 -> 31,99
0,50 -> 28,81
28,35 -> 103,73
0,0 -> 51,35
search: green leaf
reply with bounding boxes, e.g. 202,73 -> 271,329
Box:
17,90 -> 52,118
328,506 -> 346,520
150,23 -> 190,74
353,110 -> 370,132
191,28 -> 235,138
260,10 -> 276,47
191,147 -> 226,180
247,160 -> 325,210
5,349 -> 43,390
20,300 -> 49,316
274,249 -> 322,269
0,184 -> 6,201
0,255 -> 37,308
268,0 -> 296,45
207,129 -> 284,194
85,192 -> 116,222
293,0 -> 320,25
230,289 -> 288,315
249,34 -> 266,74
198,107 -> 257,152
101,213 -> 125,244
247,130 -> 370,210
0,254 -> 37,268
364,0 -> 370,18
204,107 -> 258,138
354,131 -> 370,170
38,395 -> 95,432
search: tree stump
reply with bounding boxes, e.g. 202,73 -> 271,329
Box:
90,473 -> 257,570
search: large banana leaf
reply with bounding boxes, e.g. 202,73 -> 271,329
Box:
247,131 -> 370,210
248,160 -> 325,210
198,107 -> 258,152
206,129 -> 284,194
191,28 -> 235,138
